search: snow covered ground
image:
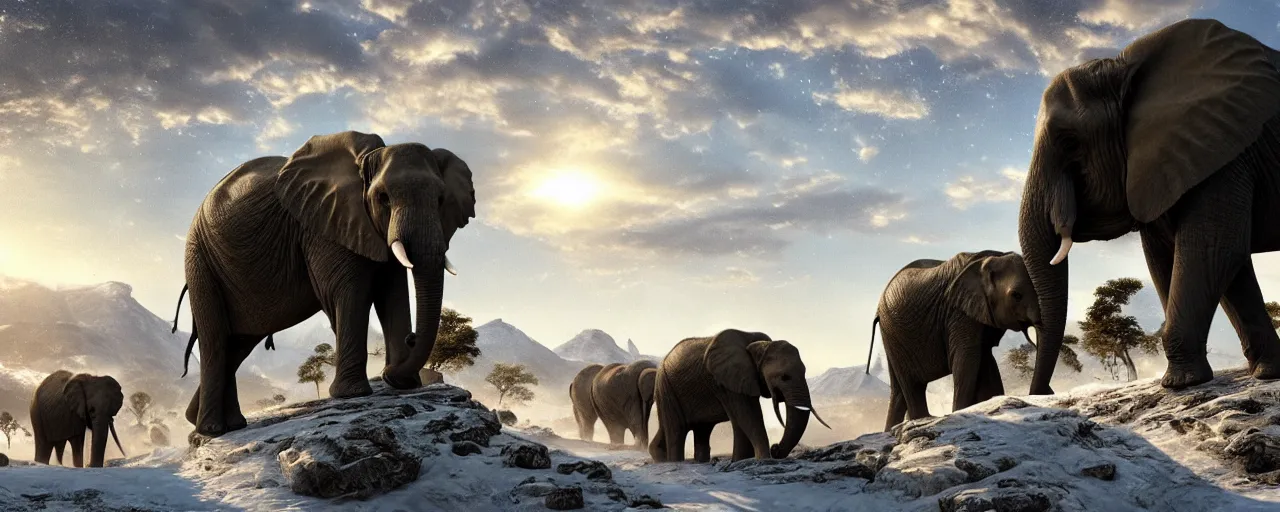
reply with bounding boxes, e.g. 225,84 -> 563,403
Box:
3,369 -> 1280,511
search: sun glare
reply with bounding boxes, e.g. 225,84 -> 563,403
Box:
532,170 -> 603,208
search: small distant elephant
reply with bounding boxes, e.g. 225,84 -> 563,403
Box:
648,329 -> 830,463
570,364 -> 606,441
870,251 -> 1040,431
30,370 -> 127,468
178,130 -> 476,437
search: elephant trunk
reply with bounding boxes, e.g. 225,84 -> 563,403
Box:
89,421 -> 108,467
1019,157 -> 1070,396
770,385 -> 814,459
383,207 -> 447,389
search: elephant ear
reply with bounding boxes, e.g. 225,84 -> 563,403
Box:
946,257 -> 994,325
1122,18 -> 1280,223
704,331 -> 769,397
274,131 -> 389,261
61,376 -> 88,421
431,148 -> 477,246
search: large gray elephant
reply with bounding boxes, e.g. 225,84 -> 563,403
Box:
648,329 -> 830,463
868,251 -> 1040,430
591,360 -> 658,449
1018,18 -> 1280,393
180,130 -> 476,436
30,370 -> 127,468
569,364 -> 606,441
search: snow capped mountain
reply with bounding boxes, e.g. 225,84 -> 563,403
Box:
554,329 -> 633,364
452,319 -> 587,390
807,365 -> 891,398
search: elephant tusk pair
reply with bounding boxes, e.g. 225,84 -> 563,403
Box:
391,240 -> 458,276
1049,235 -> 1073,265
794,405 -> 832,430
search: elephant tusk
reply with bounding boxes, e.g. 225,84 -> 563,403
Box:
802,405 -> 833,430
444,256 -> 457,276
391,240 -> 413,269
1049,236 -> 1073,265
773,397 -> 786,428
109,422 -> 127,458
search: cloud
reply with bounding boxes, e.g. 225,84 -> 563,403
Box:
944,167 -> 1028,209
855,137 -> 881,162
813,81 -> 929,120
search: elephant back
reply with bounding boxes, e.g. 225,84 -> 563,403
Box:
570,364 -> 606,413
591,362 -> 651,422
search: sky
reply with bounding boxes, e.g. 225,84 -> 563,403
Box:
3,0 -> 1280,378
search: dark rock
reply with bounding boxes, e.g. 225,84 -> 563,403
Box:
0,453 -> 8,467
826,462 -> 876,480
496,409 -> 518,426
452,441 -> 484,456
556,460 -> 613,481
545,486 -> 584,510
995,457 -> 1019,472
502,442 -> 551,469
1081,462 -> 1116,481
449,426 -> 495,448
606,486 -> 628,502
512,479 -> 558,497
630,494 -> 665,509
794,441 -> 862,462
425,414 -> 460,435
277,428 -> 422,499
21,492 -> 52,501
941,486 -> 1054,512
955,458 -> 997,482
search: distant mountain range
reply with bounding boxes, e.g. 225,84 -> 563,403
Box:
553,329 -> 660,365
0,276 -> 286,421
807,364 -> 890,398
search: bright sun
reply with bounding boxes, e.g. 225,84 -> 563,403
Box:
532,170 -> 603,207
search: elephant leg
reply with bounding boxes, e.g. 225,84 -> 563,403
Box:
648,427 -> 666,461
322,274 -> 377,399
729,423 -> 755,462
372,264 -> 412,371
1219,260 -> 1280,379
692,424 -> 714,463
187,251 -> 233,436
663,424 -> 688,463
187,337 -> 257,431
1140,227 -> 1174,311
884,367 -> 907,431
606,422 -> 626,446
53,441 -> 64,466
70,432 -> 85,468
974,351 -> 1006,404
33,435 -> 51,465
901,376 -> 931,422
721,398 -> 770,460
949,328 -> 986,412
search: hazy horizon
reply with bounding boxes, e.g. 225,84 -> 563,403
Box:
4,1 -> 1280,378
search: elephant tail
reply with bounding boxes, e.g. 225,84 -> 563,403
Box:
181,329 -> 198,378
171,284 -> 188,334
866,316 -> 880,375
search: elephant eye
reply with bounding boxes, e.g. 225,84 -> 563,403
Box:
780,374 -> 791,382
378,192 -> 390,206
1012,291 -> 1024,302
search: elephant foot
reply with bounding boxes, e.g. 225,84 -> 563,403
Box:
195,419 -> 228,437
1160,359 -> 1214,389
330,377 -> 374,399
380,367 -> 422,390
227,411 -> 248,432
1251,356 -> 1280,381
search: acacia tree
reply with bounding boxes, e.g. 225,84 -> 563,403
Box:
486,363 -> 538,408
125,391 -> 153,426
297,354 -> 327,398
1006,334 -> 1084,378
426,308 -> 482,373
1266,301 -> 1280,329
1078,278 -> 1160,381
0,411 -> 30,449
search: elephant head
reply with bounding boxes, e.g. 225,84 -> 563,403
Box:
63,374 -> 126,467
705,334 -> 831,459
275,131 -> 476,387
1018,19 -> 1280,395
945,252 -> 1040,332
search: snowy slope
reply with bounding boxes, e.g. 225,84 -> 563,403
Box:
4,369 -> 1280,510
553,329 -> 633,364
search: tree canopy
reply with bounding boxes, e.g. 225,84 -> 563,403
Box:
427,308 -> 482,373
485,363 -> 539,407
1078,278 -> 1159,381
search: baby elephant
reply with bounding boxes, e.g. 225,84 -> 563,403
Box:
649,329 -> 830,463
569,360 -> 658,448
870,251 -> 1040,430
30,370 -> 128,467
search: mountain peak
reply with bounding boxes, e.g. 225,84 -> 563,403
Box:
554,329 -> 632,364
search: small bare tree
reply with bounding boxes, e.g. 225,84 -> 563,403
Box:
126,391 -> 153,426
0,411 -> 31,449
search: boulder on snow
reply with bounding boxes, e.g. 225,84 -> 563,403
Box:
452,441 -> 483,456
276,425 -> 422,499
496,409 -> 518,426
503,441 -> 551,469
556,460 -> 612,481
544,485 -> 584,510
0,453 -> 8,467
149,424 -> 170,447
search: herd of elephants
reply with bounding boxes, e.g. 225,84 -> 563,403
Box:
22,19 -> 1280,471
